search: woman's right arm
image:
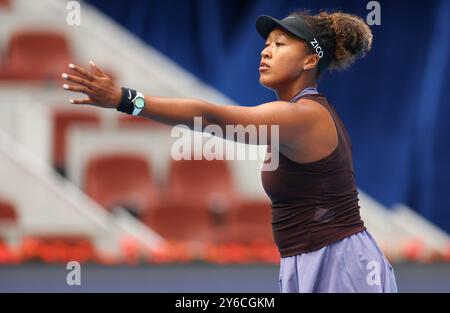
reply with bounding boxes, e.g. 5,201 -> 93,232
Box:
62,62 -> 322,146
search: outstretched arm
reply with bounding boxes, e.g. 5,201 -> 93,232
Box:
62,61 -> 320,145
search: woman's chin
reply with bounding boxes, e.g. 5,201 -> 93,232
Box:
259,77 -> 274,89
259,78 -> 278,91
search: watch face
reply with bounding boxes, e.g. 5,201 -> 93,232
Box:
134,97 -> 145,109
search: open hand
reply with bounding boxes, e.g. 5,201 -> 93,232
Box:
61,61 -> 121,108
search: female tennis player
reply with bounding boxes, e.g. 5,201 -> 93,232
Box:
62,10 -> 398,293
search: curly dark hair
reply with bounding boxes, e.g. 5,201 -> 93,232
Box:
290,10 -> 373,73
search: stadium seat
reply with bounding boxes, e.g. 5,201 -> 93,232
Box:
0,0 -> 11,10
0,199 -> 19,254
84,153 -> 159,218
147,159 -> 237,242
217,200 -> 273,244
52,109 -> 101,175
0,199 -> 17,223
167,158 -> 237,210
0,30 -> 72,82
148,203 -> 213,242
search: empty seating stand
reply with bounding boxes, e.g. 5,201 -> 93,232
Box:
219,200 -> 273,244
0,199 -> 18,257
83,153 -> 159,218
148,159 -> 237,243
0,199 -> 17,223
0,0 -> 11,10
166,158 -> 237,210
52,109 -> 101,175
0,30 -> 72,82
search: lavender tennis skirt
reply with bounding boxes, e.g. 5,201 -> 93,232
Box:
279,230 -> 398,293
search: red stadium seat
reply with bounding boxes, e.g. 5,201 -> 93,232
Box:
167,158 -> 237,209
0,199 -> 17,223
0,0 -> 11,10
148,203 -> 213,242
147,159 -> 237,242
0,30 -> 72,82
84,153 -> 159,217
218,200 -> 273,244
0,199 -> 19,263
52,109 -> 101,175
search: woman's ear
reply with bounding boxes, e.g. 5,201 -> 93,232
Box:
303,54 -> 320,71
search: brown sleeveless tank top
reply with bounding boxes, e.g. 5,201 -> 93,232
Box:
261,93 -> 366,257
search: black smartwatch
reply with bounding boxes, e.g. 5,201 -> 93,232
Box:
117,87 -> 145,116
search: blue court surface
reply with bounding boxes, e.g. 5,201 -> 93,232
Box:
0,263 -> 449,293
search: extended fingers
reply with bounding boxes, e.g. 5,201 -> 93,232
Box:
70,98 -> 93,105
61,73 -> 94,89
63,83 -> 91,94
89,60 -> 105,76
68,63 -> 96,81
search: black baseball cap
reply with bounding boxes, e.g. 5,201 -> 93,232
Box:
256,15 -> 331,72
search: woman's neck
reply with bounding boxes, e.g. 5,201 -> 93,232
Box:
275,76 -> 317,102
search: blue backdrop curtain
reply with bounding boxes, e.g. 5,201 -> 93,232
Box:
86,0 -> 450,233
